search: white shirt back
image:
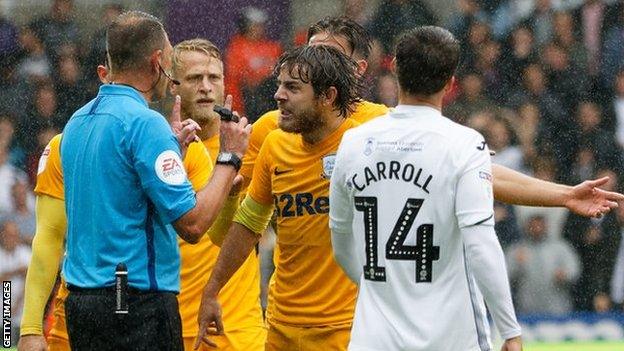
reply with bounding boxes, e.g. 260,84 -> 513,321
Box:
330,105 -> 495,351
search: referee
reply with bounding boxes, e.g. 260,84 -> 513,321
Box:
60,11 -> 250,350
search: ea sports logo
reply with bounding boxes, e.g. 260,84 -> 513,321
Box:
155,150 -> 186,185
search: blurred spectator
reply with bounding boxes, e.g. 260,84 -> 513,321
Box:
507,215 -> 580,315
494,201 -> 523,249
343,0 -> 374,27
473,40 -> 505,102
368,0 -> 437,54
0,113 -> 24,167
0,145 -> 27,214
522,0 -> 555,46
564,169 -> 621,311
56,54 -> 89,117
552,11 -> 588,72
84,3 -> 123,94
3,180 -> 35,244
445,71 -> 494,124
0,51 -> 31,120
572,101 -> 623,177
447,0 -> 488,44
16,25 -> 52,82
515,159 -> 569,243
610,204 -> 624,308
16,83 -> 63,154
0,219 -> 31,341
601,8 -> 624,89
571,0 -> 611,76
0,14 -> 19,56
542,41 -> 590,111
499,25 -> 539,91
224,6 -> 282,120
28,0 -> 80,64
461,19 -> 492,69
488,116 -> 525,172
607,69 -> 624,144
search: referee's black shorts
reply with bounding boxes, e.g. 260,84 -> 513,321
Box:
65,285 -> 183,351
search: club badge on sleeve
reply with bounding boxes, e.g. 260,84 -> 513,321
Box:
321,153 -> 336,179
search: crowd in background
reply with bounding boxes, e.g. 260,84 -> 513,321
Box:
2,0 -> 624,329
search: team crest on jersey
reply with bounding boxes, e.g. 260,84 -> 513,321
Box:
37,144 -> 51,175
364,137 -> 376,156
321,153 -> 336,179
155,150 -> 187,185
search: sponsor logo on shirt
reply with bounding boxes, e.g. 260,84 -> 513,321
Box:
155,150 -> 187,185
479,171 -> 492,183
364,137 -> 376,156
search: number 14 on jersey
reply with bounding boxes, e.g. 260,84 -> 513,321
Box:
354,197 -> 440,283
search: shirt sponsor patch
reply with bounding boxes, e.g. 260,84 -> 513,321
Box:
37,144 -> 51,175
155,150 -> 187,185
479,171 -> 492,183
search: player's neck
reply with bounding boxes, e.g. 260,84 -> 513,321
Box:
301,111 -> 343,145
197,116 -> 219,141
399,91 -> 444,112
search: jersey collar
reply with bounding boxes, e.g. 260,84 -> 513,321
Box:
391,104 -> 442,118
98,84 -> 149,107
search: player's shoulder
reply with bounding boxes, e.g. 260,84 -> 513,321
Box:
253,109 -> 280,130
352,100 -> 389,123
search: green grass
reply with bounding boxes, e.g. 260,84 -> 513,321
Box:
525,342 -> 624,350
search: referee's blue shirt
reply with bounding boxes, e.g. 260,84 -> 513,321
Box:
60,84 -> 196,293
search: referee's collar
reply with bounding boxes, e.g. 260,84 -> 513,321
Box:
391,104 -> 442,118
98,84 -> 149,107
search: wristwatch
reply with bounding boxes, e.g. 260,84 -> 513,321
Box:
216,152 -> 242,172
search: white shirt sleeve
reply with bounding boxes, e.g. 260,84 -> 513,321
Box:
456,135 -> 521,340
329,135 -> 360,284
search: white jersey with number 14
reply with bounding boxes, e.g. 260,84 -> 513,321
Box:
330,105 -> 497,351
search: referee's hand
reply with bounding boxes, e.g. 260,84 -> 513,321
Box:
17,334 -> 48,351
194,293 -> 224,349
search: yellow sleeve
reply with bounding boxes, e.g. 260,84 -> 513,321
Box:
205,194 -> 240,246
233,194 -> 274,235
34,134 -> 64,200
240,110 -> 279,182
246,133 -> 275,206
183,141 -> 213,191
20,195 -> 67,336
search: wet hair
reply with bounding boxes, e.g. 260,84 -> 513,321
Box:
106,11 -> 166,73
307,16 -> 372,59
274,45 -> 363,118
395,26 -> 460,96
172,38 -> 222,73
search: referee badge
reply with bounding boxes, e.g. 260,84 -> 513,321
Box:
321,154 -> 336,179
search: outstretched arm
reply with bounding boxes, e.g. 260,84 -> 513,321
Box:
492,164 -> 623,217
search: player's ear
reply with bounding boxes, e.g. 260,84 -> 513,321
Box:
390,57 -> 397,74
323,86 -> 338,107
443,76 -> 455,94
356,59 -> 368,76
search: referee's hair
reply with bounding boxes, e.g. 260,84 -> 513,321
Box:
395,26 -> 460,96
274,45 -> 363,118
307,16 -> 372,60
106,11 -> 166,73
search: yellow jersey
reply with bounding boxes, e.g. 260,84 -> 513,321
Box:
178,134 -> 264,338
240,100 -> 388,182
36,134 -> 263,341
247,118 -> 360,326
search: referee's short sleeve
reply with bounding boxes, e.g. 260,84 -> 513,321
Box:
129,111 -> 196,224
455,132 -> 495,228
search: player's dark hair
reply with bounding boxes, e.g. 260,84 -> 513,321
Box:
106,11 -> 166,73
307,16 -> 372,59
394,26 -> 460,96
274,45 -> 363,118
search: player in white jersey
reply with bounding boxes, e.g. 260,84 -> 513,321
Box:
329,26 -> 522,351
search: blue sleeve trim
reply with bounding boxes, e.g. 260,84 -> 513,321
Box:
146,200 -> 158,291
